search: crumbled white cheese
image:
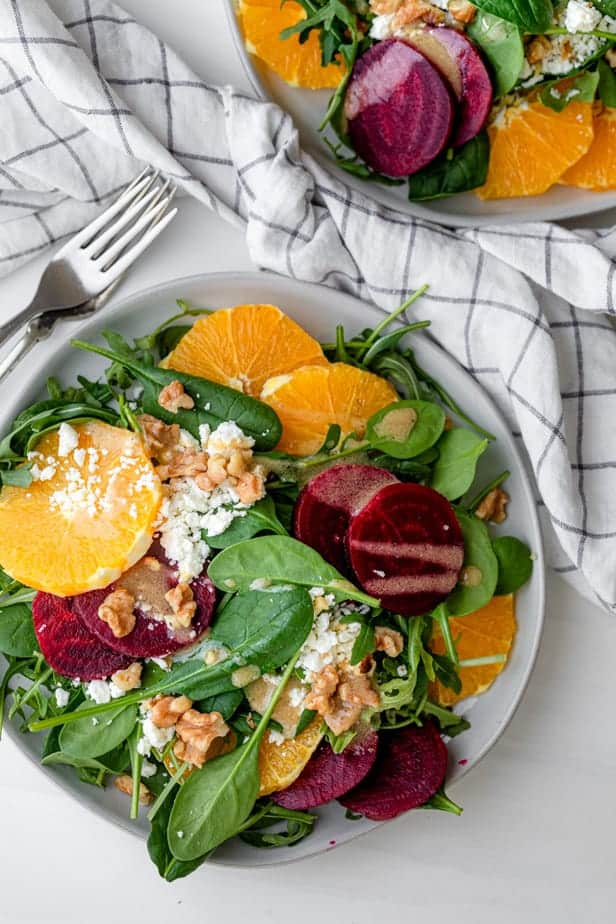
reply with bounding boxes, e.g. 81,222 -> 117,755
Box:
289,685 -> 306,708
369,12 -> 393,39
149,656 -> 171,671
137,717 -> 175,756
54,687 -> 70,707
267,729 -> 285,746
565,0 -> 602,32
205,421 -> 255,458
85,679 -> 124,704
141,759 -> 157,778
296,601 -> 365,680
57,422 -> 79,457
397,664 -> 409,678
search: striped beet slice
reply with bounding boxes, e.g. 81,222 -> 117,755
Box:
347,482 -> 463,616
33,592 -> 132,680
339,722 -> 448,820
293,464 -> 399,575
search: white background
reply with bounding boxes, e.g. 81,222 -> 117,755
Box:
0,2 -> 615,921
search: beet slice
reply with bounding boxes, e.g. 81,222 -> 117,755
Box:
344,39 -> 454,178
347,482 -> 464,616
33,592 -> 132,680
293,464 -> 399,575
272,730 -> 379,810
69,546 -> 216,659
339,722 -> 447,820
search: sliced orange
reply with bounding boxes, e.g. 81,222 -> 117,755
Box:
430,594 -> 516,706
240,0 -> 344,89
0,421 -> 161,596
162,304 -> 327,398
477,101 -> 594,200
261,362 -> 399,455
562,107 -> 616,190
258,718 -> 323,797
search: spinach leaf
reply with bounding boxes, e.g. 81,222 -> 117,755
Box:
350,624 -> 375,666
0,400 -> 118,462
366,400 -> 445,459
408,133 -> 489,201
0,467 -> 33,488
431,429 -> 489,501
492,536 -> 534,594
540,70 -> 599,111
446,511 -> 498,616
71,339 -> 282,451
295,708 -> 318,735
467,11 -> 524,96
238,802 -> 316,848
593,0 -> 616,16
207,535 -> 379,607
206,496 -> 287,548
147,787 -> 209,880
471,0 -> 554,33
598,57 -> 616,106
59,702 -> 138,759
168,655 -> 299,860
0,604 -> 37,657
196,689 -> 244,721
42,742 -> 129,775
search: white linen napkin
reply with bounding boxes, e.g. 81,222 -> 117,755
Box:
0,0 -> 615,611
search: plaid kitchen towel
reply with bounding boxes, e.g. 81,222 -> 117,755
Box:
0,0 -> 615,611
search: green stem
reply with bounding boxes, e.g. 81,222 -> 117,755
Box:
412,357 -> 496,441
432,604 -> 458,666
10,666 -> 53,717
465,470 -> 510,513
0,588 -> 37,607
147,761 -> 189,822
420,789 -> 463,816
129,726 -> 144,821
458,654 -> 506,667
0,661 -> 30,739
543,27 -> 616,41
360,287 -> 429,354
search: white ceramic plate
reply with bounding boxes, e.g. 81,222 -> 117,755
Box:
224,0 -> 616,227
0,271 -> 545,867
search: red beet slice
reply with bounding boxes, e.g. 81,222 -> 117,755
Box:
69,546 -> 215,659
347,482 -> 464,616
293,464 -> 399,575
339,722 -> 447,820
272,730 -> 379,810
344,39 -> 454,178
33,592 -> 132,680
404,28 -> 493,147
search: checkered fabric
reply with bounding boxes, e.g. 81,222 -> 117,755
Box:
0,0 -> 615,610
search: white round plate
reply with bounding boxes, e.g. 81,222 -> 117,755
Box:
224,0 -> 616,227
1,271 -> 544,867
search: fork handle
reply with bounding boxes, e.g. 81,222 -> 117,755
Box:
0,295 -> 46,350
0,327 -> 38,383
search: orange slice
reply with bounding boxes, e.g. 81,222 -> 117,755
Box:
162,304 -> 327,397
240,0 -> 344,89
258,718 -> 323,797
562,107 -> 616,190
477,101 -> 594,200
261,362 -> 399,456
0,421 -> 161,596
430,594 -> 516,706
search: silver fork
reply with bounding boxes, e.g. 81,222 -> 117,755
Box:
0,167 -> 177,381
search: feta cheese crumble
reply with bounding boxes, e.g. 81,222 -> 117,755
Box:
57,423 -> 79,457
54,687 -> 70,707
85,679 -> 125,705
565,0 -> 602,33
297,600 -> 365,680
137,716 -> 175,756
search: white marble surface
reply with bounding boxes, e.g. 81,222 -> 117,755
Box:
0,2 -> 615,921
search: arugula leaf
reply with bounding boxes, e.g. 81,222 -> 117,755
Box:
238,803 -> 316,848
467,11 -> 524,96
598,57 -> 616,106
492,536 -> 534,594
431,429 -> 489,501
540,71 -> 599,111
408,133 -> 490,202
471,0 -> 554,33
350,623 -> 375,666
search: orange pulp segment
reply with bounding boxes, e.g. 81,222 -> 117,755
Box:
561,107 -> 616,190
258,718 -> 323,797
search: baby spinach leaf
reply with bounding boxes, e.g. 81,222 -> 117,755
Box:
207,535 -> 379,607
71,339 -> 282,451
540,70 -> 599,111
408,133 -> 489,201
598,57 -> 616,106
295,708 -> 318,735
593,0 -> 616,16
471,0 -> 554,33
59,702 -> 138,759
196,689 -> 244,721
446,511 -> 498,616
42,742 -> 129,774
147,788 -> 209,880
0,466 -> 33,488
206,496 -> 288,549
366,400 -> 445,460
350,624 -> 375,666
168,655 -> 299,860
467,11 -> 524,96
431,429 -> 489,501
0,603 -> 37,657
492,536 -> 534,594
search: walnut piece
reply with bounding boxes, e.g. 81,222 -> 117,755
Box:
158,380 -> 195,414
173,709 -> 230,768
149,694 -> 193,729
370,0 -> 399,14
98,587 -> 135,638
156,449 -> 208,482
305,664 -> 379,736
138,414 -> 181,463
114,775 -> 152,804
475,487 -> 509,524
374,626 -> 404,658
526,35 -> 551,65
236,471 -> 266,505
393,0 -> 446,28
165,582 -> 197,630
111,662 -> 142,692
448,0 -> 475,23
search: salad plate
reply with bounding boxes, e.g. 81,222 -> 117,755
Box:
224,0 -> 616,226
0,270 -> 544,870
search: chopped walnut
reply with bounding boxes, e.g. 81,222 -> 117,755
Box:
98,587 -> 135,638
443,416 -> 455,432
374,626 -> 404,658
370,0 -> 399,13
138,414 -> 181,463
393,0 -> 446,29
448,0 -> 475,23
475,487 -> 509,524
607,48 -> 616,68
114,775 -> 152,805
165,582 -> 196,630
149,694 -> 193,729
158,380 -> 195,414
227,449 -> 248,478
526,35 -> 551,65
236,471 -> 266,505
173,709 -> 230,768
206,455 -> 228,486
305,664 -> 379,736
156,449 -> 208,482
561,39 -> 573,62
111,662 -> 142,692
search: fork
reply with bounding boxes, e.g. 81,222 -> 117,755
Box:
0,167 -> 177,381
